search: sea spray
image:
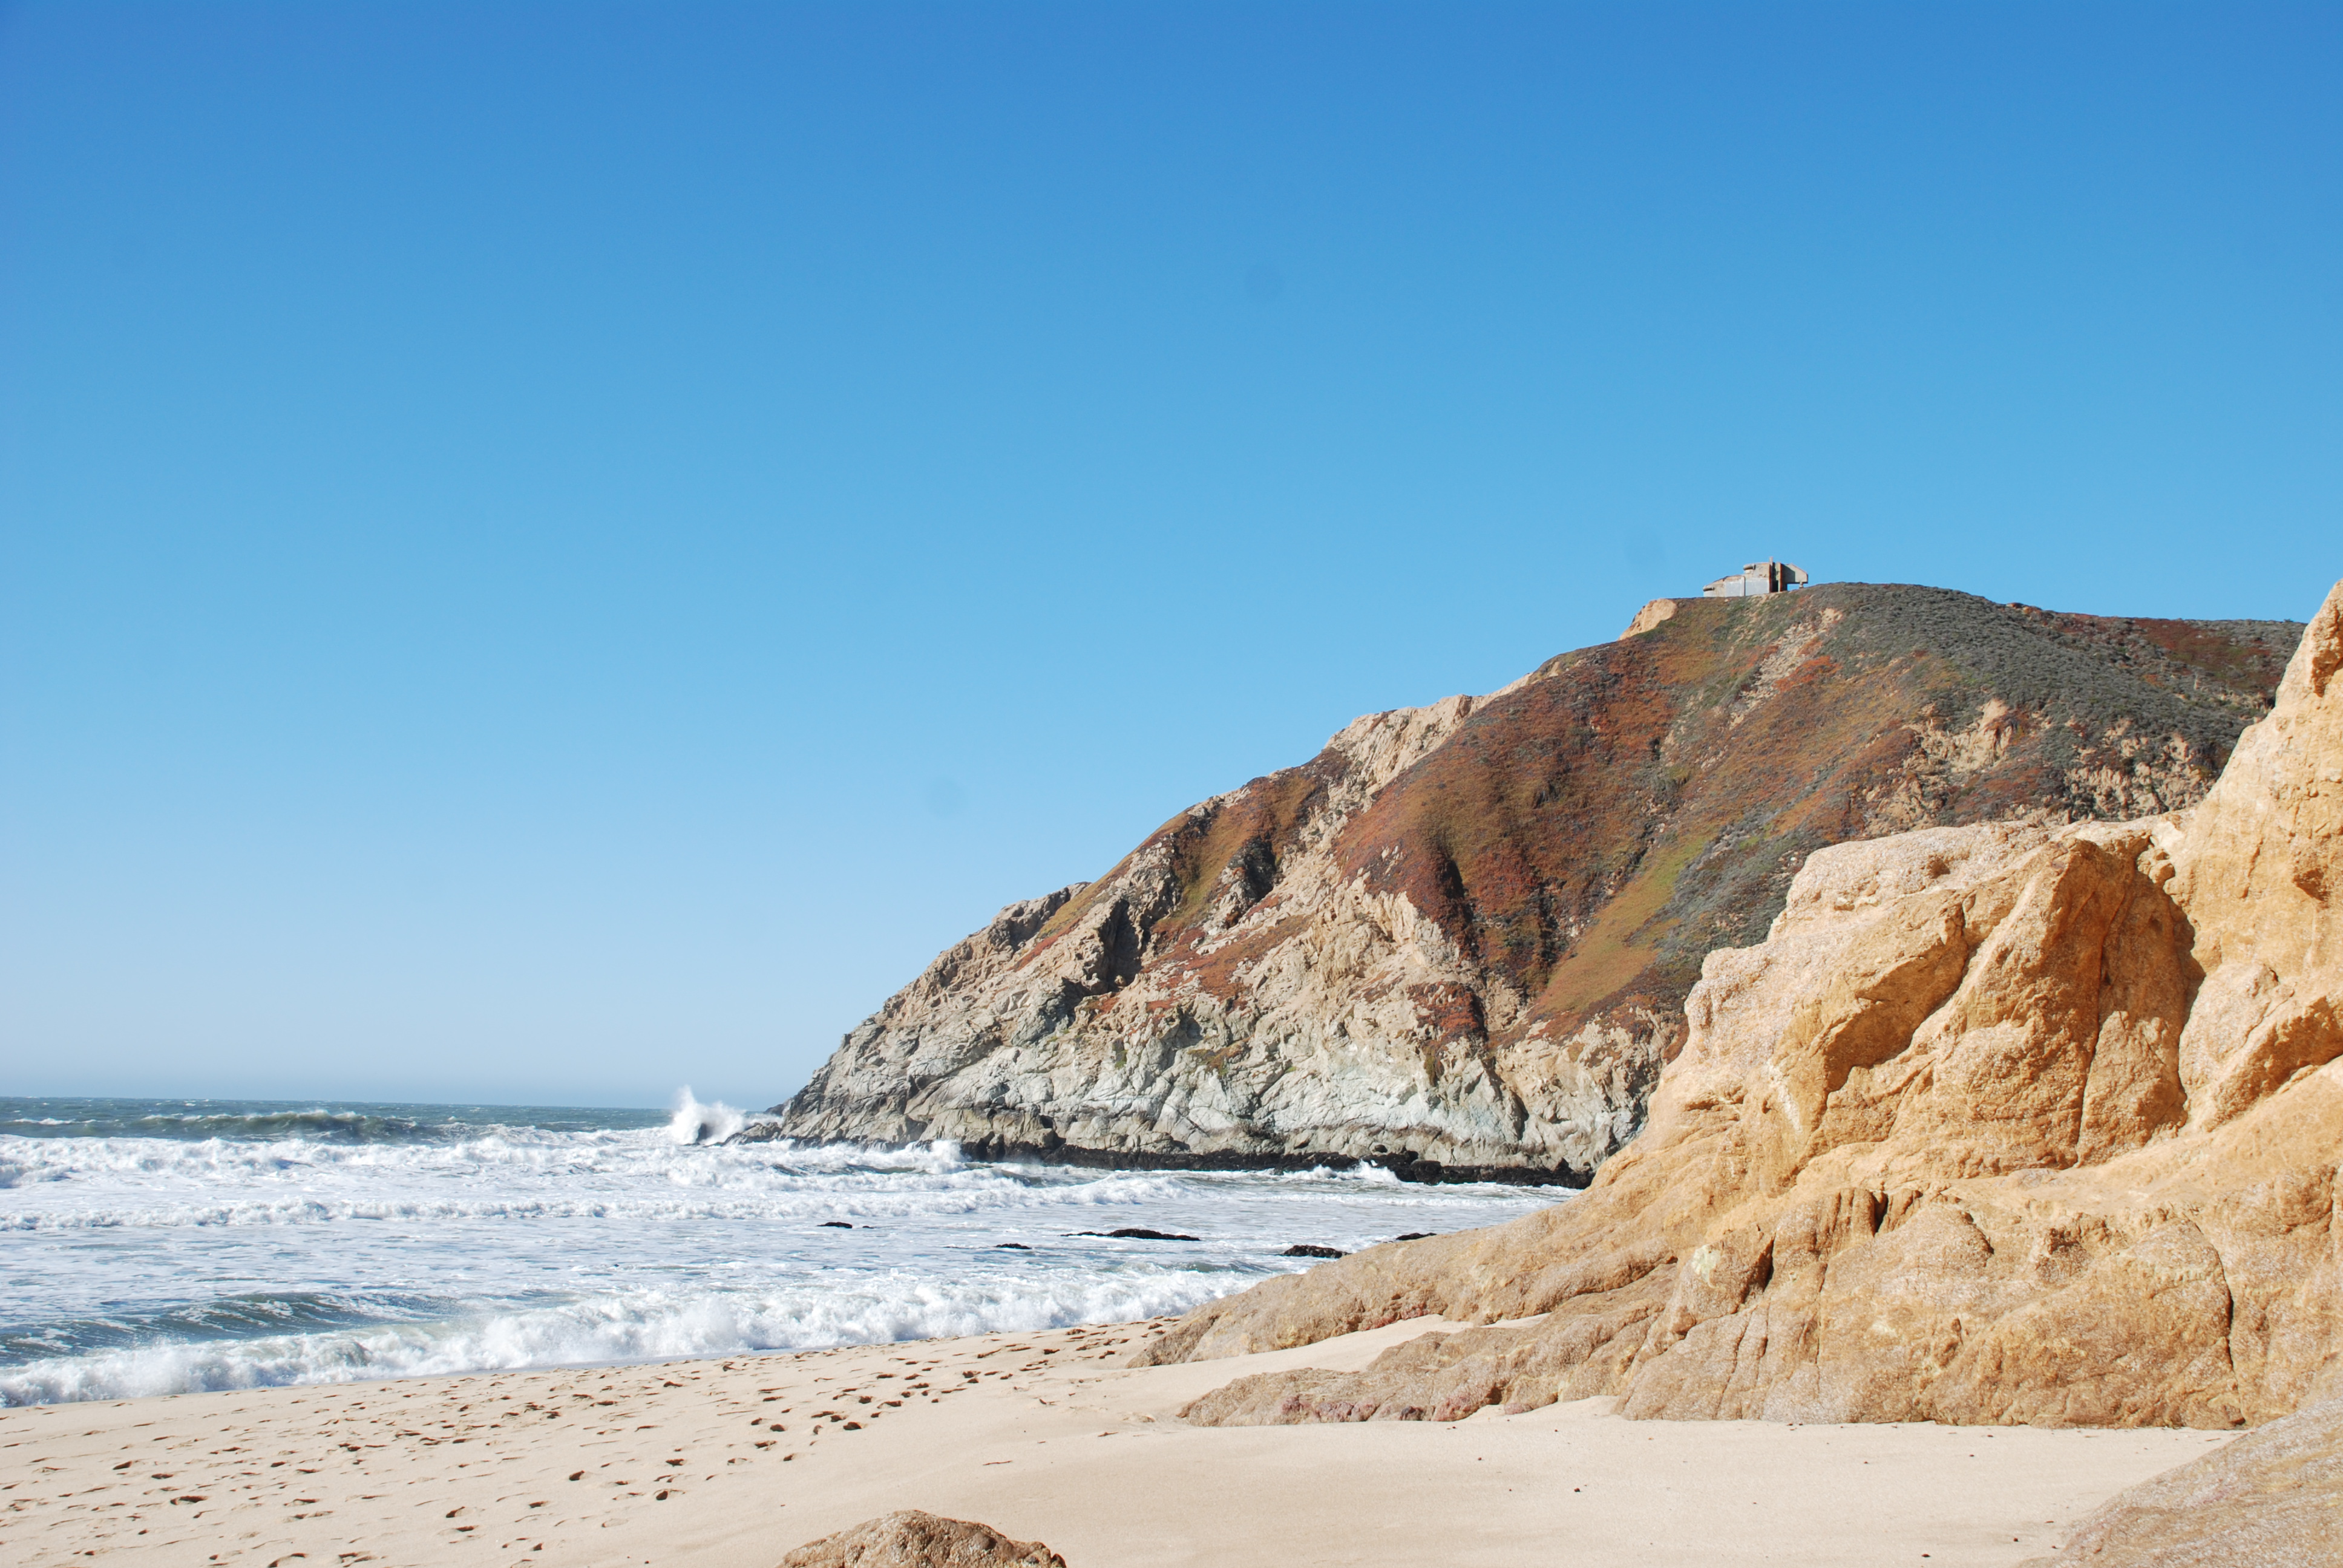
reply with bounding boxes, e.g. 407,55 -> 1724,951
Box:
666,1087 -> 746,1146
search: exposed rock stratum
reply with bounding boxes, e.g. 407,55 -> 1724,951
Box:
756,584 -> 2297,1180
1141,577 -> 2343,1430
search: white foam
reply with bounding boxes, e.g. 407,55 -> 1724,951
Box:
0,1104 -> 1565,1406
0,1266 -> 1231,1406
0,1136 -> 1191,1232
666,1088 -> 746,1146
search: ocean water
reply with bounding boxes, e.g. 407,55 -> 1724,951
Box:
0,1094 -> 1563,1407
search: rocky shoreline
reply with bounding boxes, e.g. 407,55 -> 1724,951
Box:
726,1124 -> 1593,1186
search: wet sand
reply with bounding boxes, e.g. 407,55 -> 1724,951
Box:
0,1316 -> 2233,1567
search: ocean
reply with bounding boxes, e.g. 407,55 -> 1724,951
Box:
0,1094 -> 1563,1407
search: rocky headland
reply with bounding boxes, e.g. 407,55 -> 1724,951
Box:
752,583 -> 2299,1182
1139,577 -> 2343,1431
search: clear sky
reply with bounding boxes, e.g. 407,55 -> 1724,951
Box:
2,2 -> 2337,1109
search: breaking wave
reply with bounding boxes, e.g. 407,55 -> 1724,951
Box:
0,1093 -> 1563,1405
0,1269 -> 1231,1406
667,1087 -> 747,1146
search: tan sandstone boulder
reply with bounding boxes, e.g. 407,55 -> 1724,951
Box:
780,1509 -> 1066,1568
2016,1398 -> 2342,1566
1150,577 -> 2343,1431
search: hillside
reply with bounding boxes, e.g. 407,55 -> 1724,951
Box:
1144,575 -> 2343,1431
753,583 -> 2301,1180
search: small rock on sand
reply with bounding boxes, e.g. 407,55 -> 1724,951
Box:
781,1508 -> 1067,1567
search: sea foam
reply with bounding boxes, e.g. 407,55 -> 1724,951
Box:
0,1093 -> 1563,1406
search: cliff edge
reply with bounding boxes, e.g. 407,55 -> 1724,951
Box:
1142,576 -> 2343,1430
753,584 -> 2298,1180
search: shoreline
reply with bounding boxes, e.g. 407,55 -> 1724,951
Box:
0,1316 -> 2231,1567
726,1128 -> 1596,1187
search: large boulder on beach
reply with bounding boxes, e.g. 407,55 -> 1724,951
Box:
1147,577 -> 2343,1431
2016,1397 -> 2343,1566
781,1509 -> 1067,1568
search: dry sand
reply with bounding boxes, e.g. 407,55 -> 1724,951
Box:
1,1316 -> 2233,1568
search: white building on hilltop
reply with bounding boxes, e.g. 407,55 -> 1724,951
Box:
1703,560 -> 1808,597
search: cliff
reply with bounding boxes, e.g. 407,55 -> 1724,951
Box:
1142,576 -> 2343,1429
755,583 -> 2299,1180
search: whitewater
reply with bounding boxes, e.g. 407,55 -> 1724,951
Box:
0,1094 -> 1563,1407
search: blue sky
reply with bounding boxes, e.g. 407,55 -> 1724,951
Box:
2,2 -> 2337,1108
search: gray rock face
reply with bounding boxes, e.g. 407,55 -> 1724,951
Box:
751,587 -> 2298,1180
759,696 -> 1633,1180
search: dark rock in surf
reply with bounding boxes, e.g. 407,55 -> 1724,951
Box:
1282,1244 -> 1346,1258
1067,1227 -> 1200,1241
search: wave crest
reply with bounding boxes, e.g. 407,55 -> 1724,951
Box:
0,1269 -> 1240,1406
666,1088 -> 744,1146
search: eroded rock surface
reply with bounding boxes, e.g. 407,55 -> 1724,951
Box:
757,587 -> 2296,1179
780,1510 -> 1066,1568
1147,579 -> 2343,1429
2016,1399 -> 2342,1566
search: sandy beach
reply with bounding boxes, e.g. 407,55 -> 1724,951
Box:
1,1315 -> 2232,1568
